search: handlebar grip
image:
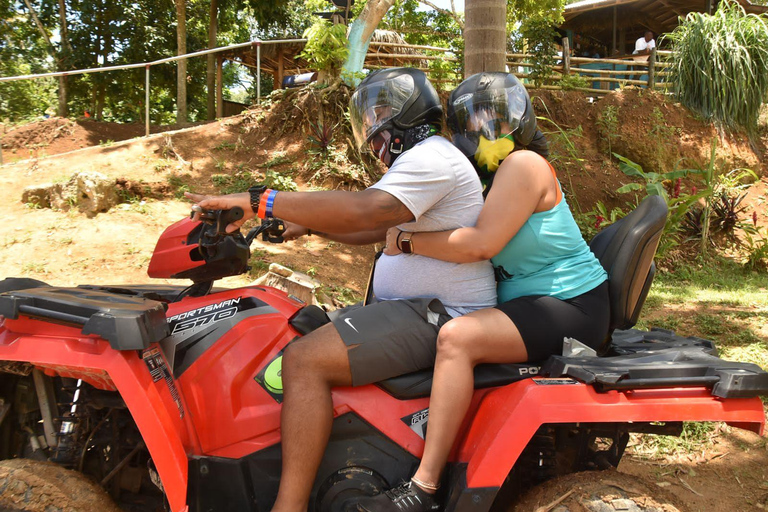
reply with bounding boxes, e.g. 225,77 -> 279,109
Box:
216,207 -> 244,234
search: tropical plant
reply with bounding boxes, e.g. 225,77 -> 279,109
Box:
517,14 -> 559,87
595,105 -> 619,156
664,0 -> 768,135
300,19 -> 349,81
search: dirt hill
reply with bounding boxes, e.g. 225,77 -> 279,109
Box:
1,86 -> 768,511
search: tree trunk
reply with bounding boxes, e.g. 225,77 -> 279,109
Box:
21,0 -> 68,117
464,0 -> 507,77
341,0 -> 395,86
176,0 -> 188,124
206,0 -> 218,120
57,0 -> 71,117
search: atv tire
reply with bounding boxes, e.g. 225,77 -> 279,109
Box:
512,469 -> 689,512
0,459 -> 120,512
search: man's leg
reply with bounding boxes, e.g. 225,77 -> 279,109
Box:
271,323 -> 353,512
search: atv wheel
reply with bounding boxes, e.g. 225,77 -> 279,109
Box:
512,469 -> 689,512
0,459 -> 120,512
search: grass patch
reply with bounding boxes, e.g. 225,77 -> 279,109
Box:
628,422 -> 720,460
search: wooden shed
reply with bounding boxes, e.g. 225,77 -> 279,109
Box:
561,0 -> 768,56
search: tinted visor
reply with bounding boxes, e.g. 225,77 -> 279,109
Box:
448,86 -> 528,144
349,74 -> 415,150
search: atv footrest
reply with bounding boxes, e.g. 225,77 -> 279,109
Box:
0,287 -> 169,351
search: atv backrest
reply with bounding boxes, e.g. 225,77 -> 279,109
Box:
589,194 -> 668,350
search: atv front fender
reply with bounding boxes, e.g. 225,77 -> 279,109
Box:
0,320 -> 196,512
457,378 -> 765,490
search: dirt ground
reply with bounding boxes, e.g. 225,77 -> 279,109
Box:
1,87 -> 767,511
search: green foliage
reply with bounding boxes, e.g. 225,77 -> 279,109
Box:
596,105 -> 619,156
518,14 -> 559,88
665,0 -> 768,135
262,170 -> 298,192
558,73 -> 588,91
307,121 -> 335,157
507,0 -> 566,29
300,20 -> 349,76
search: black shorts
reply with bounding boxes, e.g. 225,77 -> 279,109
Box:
496,281 -> 610,362
329,298 -> 452,386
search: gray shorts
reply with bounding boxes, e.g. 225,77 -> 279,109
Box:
329,298 -> 452,386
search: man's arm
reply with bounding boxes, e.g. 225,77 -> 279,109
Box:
282,221 -> 387,245
185,189 -> 414,234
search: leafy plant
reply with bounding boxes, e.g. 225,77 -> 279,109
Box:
558,73 -> 588,91
262,170 -> 298,192
664,0 -> 768,135
308,121 -> 335,157
596,105 -> 619,156
518,14 -> 559,87
613,153 -> 698,198
741,225 -> 768,270
299,20 -> 349,79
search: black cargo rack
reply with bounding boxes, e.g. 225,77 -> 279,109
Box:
0,286 -> 169,351
543,329 -> 768,399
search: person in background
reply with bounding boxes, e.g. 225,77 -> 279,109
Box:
631,31 -> 656,82
356,72 -> 609,512
633,31 -> 656,56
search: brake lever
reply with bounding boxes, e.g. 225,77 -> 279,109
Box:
261,219 -> 285,244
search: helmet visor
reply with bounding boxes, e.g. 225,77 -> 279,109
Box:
448,86 -> 529,145
349,74 -> 415,150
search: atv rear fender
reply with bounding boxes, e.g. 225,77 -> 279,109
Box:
0,318 -> 196,512
457,378 -> 765,491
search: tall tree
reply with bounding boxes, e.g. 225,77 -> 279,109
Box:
464,0 -> 506,76
20,0 -> 71,116
341,0 -> 396,84
176,0 -> 187,123
206,0 -> 217,120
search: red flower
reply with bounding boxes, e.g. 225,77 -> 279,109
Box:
691,186 -> 697,195
673,178 -> 681,199
595,215 -> 604,230
754,211 -> 759,227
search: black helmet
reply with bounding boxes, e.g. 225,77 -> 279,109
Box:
447,72 -> 537,167
349,68 -> 442,159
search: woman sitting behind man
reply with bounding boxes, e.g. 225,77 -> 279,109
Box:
357,73 -> 610,512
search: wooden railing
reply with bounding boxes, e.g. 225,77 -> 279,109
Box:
364,39 -> 675,95
507,39 -> 674,95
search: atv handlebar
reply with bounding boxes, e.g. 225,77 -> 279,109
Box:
191,205 -> 285,244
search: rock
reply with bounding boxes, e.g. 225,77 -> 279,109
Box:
35,172 -> 120,217
21,184 -> 53,208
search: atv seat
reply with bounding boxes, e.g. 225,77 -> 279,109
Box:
588,194 -> 668,352
377,195 -> 668,400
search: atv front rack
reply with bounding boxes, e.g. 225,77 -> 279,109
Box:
0,285 -> 169,351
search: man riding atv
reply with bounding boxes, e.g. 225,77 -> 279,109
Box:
186,67 -> 496,511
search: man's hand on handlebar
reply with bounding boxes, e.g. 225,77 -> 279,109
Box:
282,221 -> 310,241
185,191 -> 252,233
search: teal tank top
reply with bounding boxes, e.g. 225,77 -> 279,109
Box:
491,180 -> 607,303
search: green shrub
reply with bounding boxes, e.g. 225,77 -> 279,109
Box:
665,0 -> 768,135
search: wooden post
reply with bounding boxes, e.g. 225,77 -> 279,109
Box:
648,49 -> 656,88
216,54 -> 223,119
277,48 -> 284,89
562,37 -> 570,76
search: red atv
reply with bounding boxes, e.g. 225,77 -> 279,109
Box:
0,195 -> 765,512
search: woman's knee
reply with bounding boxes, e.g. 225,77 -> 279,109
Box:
436,318 -> 477,361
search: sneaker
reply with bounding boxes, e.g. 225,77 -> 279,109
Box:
357,481 -> 440,512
